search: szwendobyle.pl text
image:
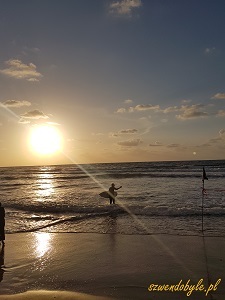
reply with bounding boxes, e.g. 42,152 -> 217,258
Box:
148,278 -> 221,297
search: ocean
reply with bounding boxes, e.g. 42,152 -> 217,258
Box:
1,160 -> 225,236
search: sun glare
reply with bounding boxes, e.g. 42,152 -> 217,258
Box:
30,125 -> 62,155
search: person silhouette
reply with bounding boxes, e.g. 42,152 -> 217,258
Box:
108,183 -> 122,204
0,203 -> 5,245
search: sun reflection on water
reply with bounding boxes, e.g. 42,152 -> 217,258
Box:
34,232 -> 52,258
36,170 -> 55,199
37,179 -> 54,198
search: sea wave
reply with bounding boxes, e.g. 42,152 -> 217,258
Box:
5,202 -> 225,217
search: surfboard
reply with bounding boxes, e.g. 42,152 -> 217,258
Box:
99,191 -> 117,199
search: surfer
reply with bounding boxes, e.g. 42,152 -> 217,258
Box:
109,183 -> 122,204
0,203 -> 5,245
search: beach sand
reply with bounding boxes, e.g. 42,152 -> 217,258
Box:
0,233 -> 224,299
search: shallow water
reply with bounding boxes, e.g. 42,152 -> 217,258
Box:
1,160 -> 225,236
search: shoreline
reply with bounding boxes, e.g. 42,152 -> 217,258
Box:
5,230 -> 225,237
0,232 -> 225,299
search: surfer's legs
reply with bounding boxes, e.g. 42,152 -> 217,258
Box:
109,197 -> 115,204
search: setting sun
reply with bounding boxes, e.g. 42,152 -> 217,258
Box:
29,125 -> 62,155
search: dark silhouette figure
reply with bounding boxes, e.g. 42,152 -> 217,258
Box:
0,203 -> 5,245
0,244 -> 5,282
109,183 -> 122,204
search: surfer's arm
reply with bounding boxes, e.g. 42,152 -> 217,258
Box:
115,186 -> 122,190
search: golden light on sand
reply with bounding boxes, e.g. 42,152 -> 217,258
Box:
30,125 -> 62,155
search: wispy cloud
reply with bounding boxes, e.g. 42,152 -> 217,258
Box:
0,59 -> 43,82
162,106 -> 180,113
195,129 -> 225,149
176,104 -> 208,120
22,46 -> 41,56
219,129 -> 225,136
149,141 -> 163,147
18,118 -> 30,124
211,93 -> 225,100
208,137 -> 222,144
92,132 -> 104,136
118,138 -> 143,147
181,99 -> 192,104
124,99 -> 133,104
20,109 -> 49,120
46,121 -> 61,126
110,128 -> 138,137
116,101 -> 214,121
167,143 -> 180,148
120,128 -> 138,134
204,47 -> 216,55
195,143 -> 211,149
116,104 -> 160,113
217,110 -> 225,117
2,99 -> 31,108
132,104 -> 160,112
116,107 -> 127,113
109,0 -> 142,17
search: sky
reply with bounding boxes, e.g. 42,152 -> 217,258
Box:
0,0 -> 225,166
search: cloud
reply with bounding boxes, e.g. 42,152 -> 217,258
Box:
109,0 -> 142,16
110,132 -> 119,137
124,99 -> 133,104
119,128 -> 138,134
20,109 -> 49,119
110,128 -> 138,137
132,104 -> 160,112
92,132 -> 104,136
162,106 -> 180,113
116,107 -> 127,113
116,102 -> 212,121
219,129 -> 225,137
181,99 -> 192,104
22,46 -> 41,56
2,99 -> 31,108
46,121 -> 61,126
204,47 -> 216,55
194,129 -> 225,150
196,143 -> 212,148
176,104 -> 208,120
208,137 -> 222,144
167,143 -> 180,148
18,118 -> 30,124
211,93 -> 225,100
27,78 -> 40,82
118,138 -> 143,147
195,129 -> 225,149
0,59 -> 43,82
149,141 -> 163,147
217,110 -> 225,117
116,104 -> 160,113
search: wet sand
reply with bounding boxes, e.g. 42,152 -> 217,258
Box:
0,233 -> 224,299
